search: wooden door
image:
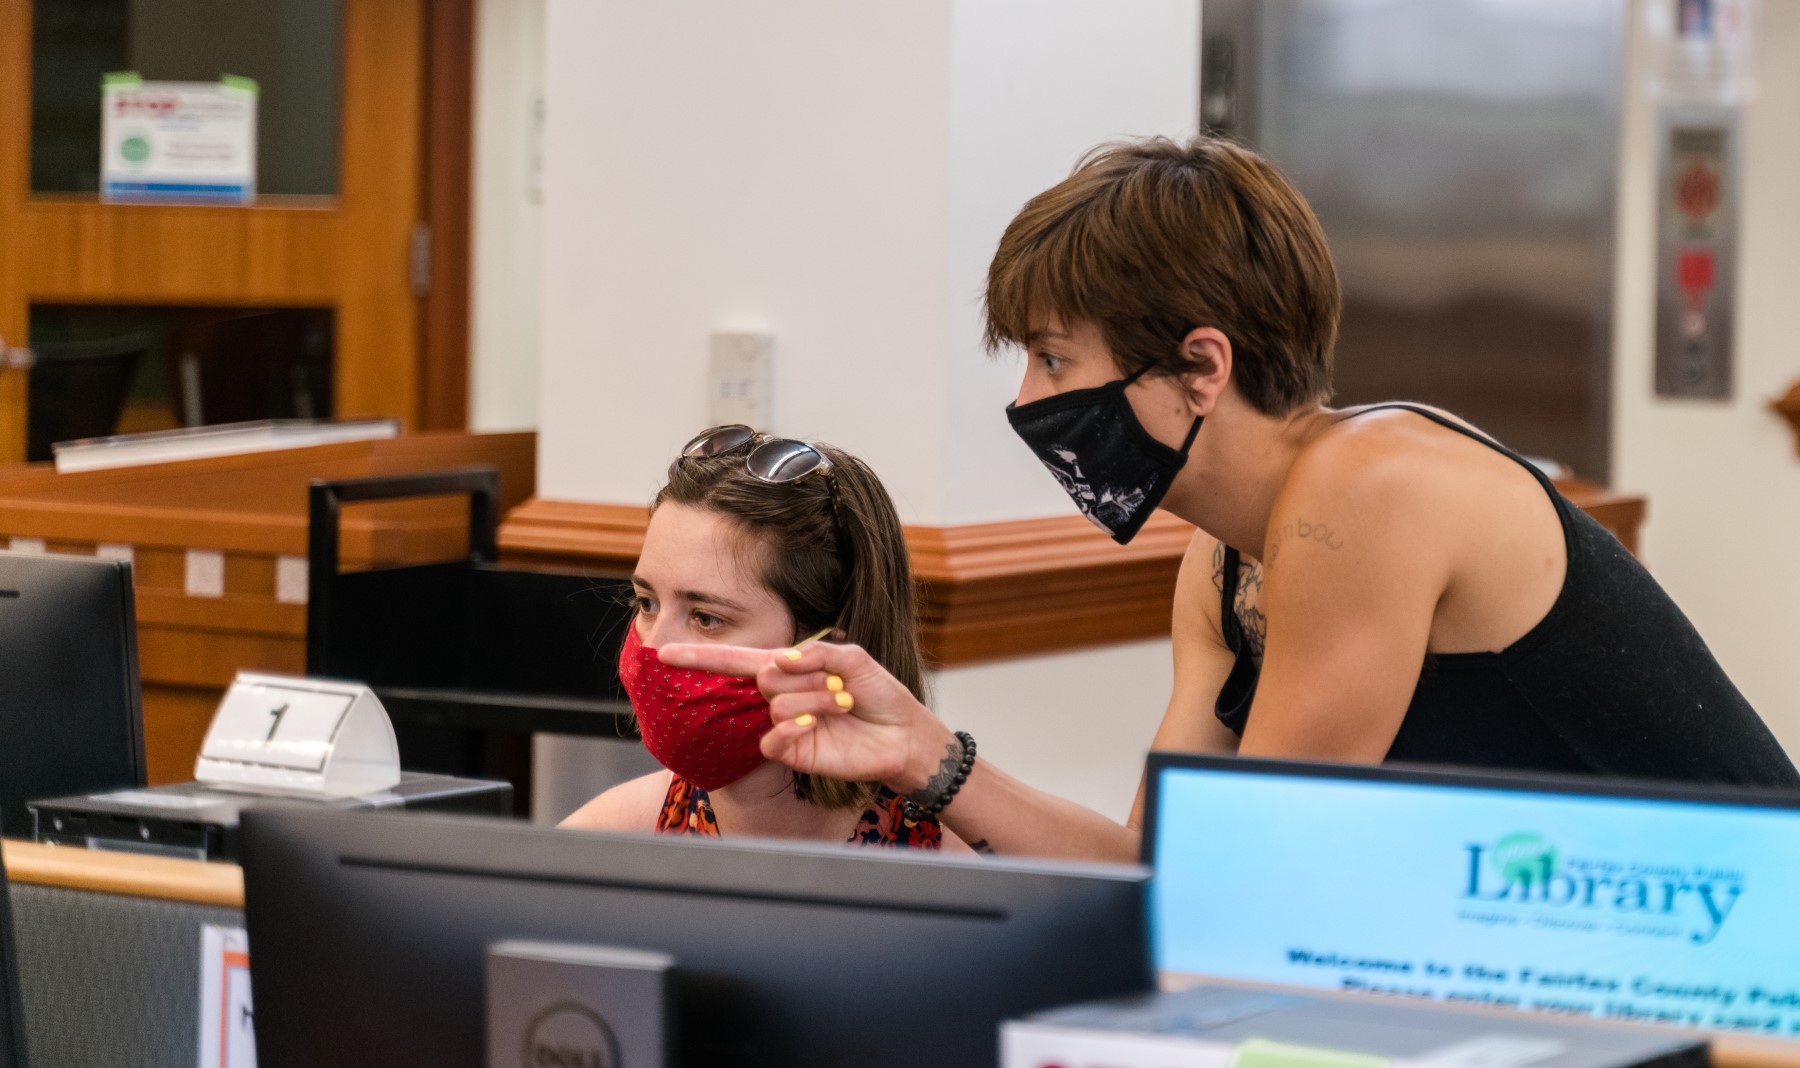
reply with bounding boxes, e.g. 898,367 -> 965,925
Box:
0,0 -> 427,463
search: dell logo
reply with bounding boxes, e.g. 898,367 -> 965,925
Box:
522,1003 -> 620,1068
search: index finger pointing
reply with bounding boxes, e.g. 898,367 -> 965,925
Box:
655,642 -> 774,677
767,640 -> 874,679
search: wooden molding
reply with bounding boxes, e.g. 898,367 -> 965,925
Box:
502,484 -> 1647,667
1773,380 -> 1800,456
497,498 -> 651,573
2,838 -> 243,908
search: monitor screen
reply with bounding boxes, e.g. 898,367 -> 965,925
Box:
1145,754 -> 1800,1041
241,808 -> 1153,1067
0,551 -> 146,837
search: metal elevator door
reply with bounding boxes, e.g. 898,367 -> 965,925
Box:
1202,0 -> 1625,480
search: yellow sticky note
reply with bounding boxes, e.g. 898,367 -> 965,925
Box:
1231,1037 -> 1391,1068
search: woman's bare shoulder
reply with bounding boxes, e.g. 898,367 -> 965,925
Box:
558,770 -> 671,832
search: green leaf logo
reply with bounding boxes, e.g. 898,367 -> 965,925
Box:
1492,832 -> 1556,884
121,136 -> 151,163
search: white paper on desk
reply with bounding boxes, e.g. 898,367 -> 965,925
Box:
197,924 -> 256,1068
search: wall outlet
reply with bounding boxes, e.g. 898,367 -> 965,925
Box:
708,331 -> 774,429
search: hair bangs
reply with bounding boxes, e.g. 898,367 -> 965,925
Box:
982,199 -> 1100,355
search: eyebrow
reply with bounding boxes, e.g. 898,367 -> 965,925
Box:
629,574 -> 747,613
1025,326 -> 1071,344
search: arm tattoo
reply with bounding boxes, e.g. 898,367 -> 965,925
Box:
907,738 -> 966,809
1214,540 -> 1268,661
1234,557 -> 1268,661
966,838 -> 997,856
1267,517 -> 1346,565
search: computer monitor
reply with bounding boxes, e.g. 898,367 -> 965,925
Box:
0,849 -> 26,1068
0,551 -> 146,837
241,808 -> 1152,1067
1143,753 -> 1800,1041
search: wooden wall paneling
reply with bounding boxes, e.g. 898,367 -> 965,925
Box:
335,0 -> 426,426
19,199 -> 340,303
137,626 -> 303,692
139,684 -> 248,786
420,0 -> 476,431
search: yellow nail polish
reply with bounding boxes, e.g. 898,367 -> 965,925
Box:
826,674 -> 844,693
783,649 -> 803,661
835,691 -> 854,710
795,714 -> 816,728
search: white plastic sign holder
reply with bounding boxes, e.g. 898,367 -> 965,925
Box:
195,671 -> 400,798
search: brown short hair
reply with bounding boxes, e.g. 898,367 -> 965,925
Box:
985,136 -> 1340,415
654,441 -> 924,811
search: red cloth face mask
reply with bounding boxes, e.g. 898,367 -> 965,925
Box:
619,620 -> 773,790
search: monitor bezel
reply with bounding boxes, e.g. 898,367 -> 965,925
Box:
1141,751 -> 1800,867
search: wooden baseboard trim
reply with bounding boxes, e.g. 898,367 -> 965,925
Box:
501,482 -> 1645,667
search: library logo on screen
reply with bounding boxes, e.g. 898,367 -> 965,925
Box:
1459,831 -> 1744,945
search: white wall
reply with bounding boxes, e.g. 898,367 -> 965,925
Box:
943,1 -> 1203,522
470,0 -> 545,431
538,0 -> 956,517
1611,3 -> 1800,748
537,0 -> 1199,525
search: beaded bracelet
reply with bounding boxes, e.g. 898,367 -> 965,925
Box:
902,730 -> 977,822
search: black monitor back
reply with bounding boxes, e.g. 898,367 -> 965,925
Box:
0,849 -> 23,1068
0,552 -> 145,836
241,808 -> 1153,1068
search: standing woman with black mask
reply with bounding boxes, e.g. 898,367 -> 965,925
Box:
659,136 -> 1798,863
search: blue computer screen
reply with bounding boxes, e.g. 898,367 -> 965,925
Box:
1149,760 -> 1800,1039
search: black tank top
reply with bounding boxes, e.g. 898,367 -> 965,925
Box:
1214,404 -> 1799,787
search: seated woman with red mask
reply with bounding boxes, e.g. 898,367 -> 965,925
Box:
561,427 -> 965,851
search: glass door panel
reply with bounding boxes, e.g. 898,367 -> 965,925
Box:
31,0 -> 342,195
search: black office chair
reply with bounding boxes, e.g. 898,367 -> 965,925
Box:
305,468 -> 637,816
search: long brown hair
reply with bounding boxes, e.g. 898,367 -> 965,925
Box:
654,439 -> 923,809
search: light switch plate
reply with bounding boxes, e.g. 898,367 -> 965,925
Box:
708,331 -> 773,429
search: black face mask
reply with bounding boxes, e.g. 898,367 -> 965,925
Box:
1005,365 -> 1202,545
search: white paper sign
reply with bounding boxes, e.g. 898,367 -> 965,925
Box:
102,74 -> 257,203
197,924 -> 256,1068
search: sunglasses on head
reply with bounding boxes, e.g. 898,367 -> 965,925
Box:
678,424 -> 851,536
680,424 -> 834,485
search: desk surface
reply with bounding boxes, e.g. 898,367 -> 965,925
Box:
2,838 -> 241,908
2,838 -> 1794,1068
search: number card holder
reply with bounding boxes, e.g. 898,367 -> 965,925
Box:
195,671 -> 401,797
